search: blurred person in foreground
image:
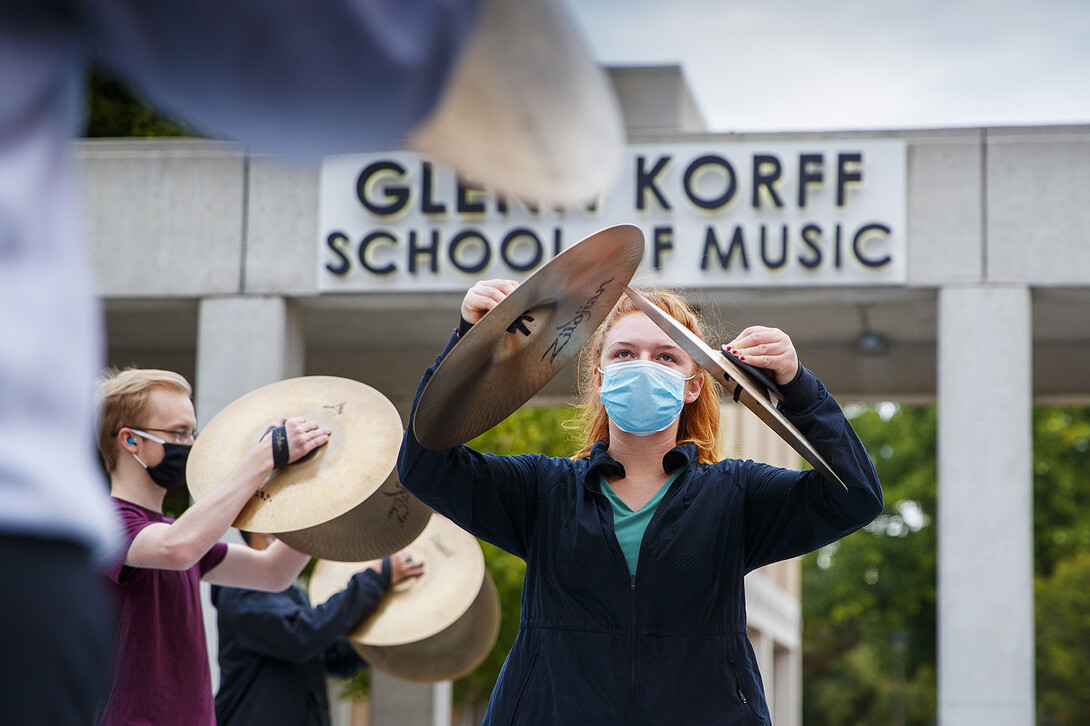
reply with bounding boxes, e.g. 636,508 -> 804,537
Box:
0,1 -> 620,723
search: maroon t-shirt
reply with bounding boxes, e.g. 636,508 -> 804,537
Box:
99,498 -> 229,726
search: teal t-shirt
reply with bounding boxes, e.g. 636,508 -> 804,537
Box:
600,469 -> 683,577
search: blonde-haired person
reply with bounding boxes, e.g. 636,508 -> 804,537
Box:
397,279 -> 883,726
95,367 -> 331,726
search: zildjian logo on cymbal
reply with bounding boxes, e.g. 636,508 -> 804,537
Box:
382,486 -> 413,525
540,277 -> 614,365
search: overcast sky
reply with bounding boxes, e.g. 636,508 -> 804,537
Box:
561,0 -> 1090,133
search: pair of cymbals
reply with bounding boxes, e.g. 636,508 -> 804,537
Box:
187,376 -> 431,561
412,223 -> 846,488
309,515 -> 500,683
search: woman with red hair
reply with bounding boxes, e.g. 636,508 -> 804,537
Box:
399,279 -> 883,726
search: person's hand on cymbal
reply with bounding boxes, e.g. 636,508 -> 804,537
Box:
723,326 -> 800,386
461,279 -> 520,324
259,415 -> 332,466
389,549 -> 425,584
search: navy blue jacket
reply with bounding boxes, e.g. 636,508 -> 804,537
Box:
398,332 -> 883,726
212,568 -> 389,726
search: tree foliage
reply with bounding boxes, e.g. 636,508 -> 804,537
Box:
84,69 -> 192,138
802,403 -> 1090,726
1032,407 -> 1090,579
1033,407 -> 1090,725
802,403 -> 938,726
1036,551 -> 1090,725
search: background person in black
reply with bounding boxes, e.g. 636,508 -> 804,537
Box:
212,534 -> 422,726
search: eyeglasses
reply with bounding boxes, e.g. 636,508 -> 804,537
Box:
127,427 -> 199,445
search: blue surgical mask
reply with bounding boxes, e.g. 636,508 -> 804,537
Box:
598,360 -> 694,436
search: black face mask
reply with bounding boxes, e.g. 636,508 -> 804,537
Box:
142,443 -> 191,490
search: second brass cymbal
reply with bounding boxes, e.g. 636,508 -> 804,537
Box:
624,287 -> 848,491
309,515 -> 501,683
414,224 -> 644,449
187,376 -> 403,532
353,574 -> 500,683
309,515 -> 486,645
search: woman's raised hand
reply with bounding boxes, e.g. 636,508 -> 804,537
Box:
461,279 -> 520,324
723,326 -> 800,385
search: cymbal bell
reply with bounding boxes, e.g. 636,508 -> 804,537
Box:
309,515 -> 500,682
414,224 -> 644,449
187,376 -> 404,532
623,287 -> 848,491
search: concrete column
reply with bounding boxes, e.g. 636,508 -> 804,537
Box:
194,295 -> 305,422
752,630 -> 775,718
774,643 -> 801,726
937,285 -> 1033,726
194,295 -> 304,692
370,671 -> 451,726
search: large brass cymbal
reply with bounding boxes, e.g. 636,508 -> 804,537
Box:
414,224 -> 645,449
187,376 -> 404,532
353,574 -> 500,683
624,287 -> 849,491
275,472 -> 432,562
309,515 -> 485,645
309,515 -> 500,683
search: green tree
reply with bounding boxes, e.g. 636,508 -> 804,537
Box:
84,69 -> 192,138
1033,407 -> 1090,724
1032,407 -> 1090,579
802,404 -> 938,726
1036,551 -> 1090,725
802,404 -> 1090,725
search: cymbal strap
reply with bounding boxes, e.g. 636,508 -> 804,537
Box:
270,425 -> 290,468
381,557 -> 392,584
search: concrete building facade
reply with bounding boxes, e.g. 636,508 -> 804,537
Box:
81,67 -> 1090,725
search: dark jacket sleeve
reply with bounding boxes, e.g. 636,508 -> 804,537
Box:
397,330 -> 553,560
323,640 -> 367,679
740,366 -> 884,572
213,569 -> 390,664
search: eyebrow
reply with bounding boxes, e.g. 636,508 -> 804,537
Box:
605,340 -> 686,356
160,419 -> 197,430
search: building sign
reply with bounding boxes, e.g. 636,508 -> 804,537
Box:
317,140 -> 906,292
